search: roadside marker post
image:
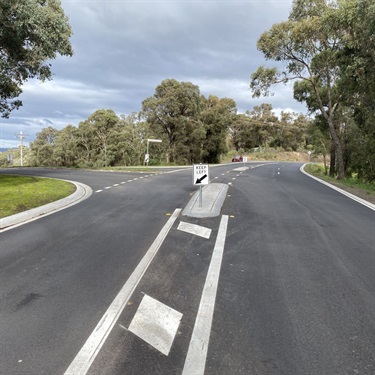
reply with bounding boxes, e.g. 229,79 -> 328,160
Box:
193,164 -> 209,208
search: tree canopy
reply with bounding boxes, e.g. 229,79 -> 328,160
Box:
0,0 -> 73,117
251,0 -> 375,182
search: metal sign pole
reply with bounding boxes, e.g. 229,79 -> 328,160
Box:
199,186 -> 203,207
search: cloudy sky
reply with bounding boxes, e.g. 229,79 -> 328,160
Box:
1,0 -> 306,148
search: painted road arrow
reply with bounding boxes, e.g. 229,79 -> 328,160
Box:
195,174 -> 207,184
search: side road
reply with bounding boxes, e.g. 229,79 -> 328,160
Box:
1,164 -> 374,232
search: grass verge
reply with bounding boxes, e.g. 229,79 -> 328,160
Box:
304,164 -> 375,204
0,174 -> 76,218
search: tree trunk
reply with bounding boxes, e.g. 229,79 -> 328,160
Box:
329,141 -> 335,178
327,118 -> 345,179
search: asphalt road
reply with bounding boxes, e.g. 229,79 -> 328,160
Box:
0,163 -> 374,375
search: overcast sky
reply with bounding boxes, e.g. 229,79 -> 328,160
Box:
1,0 -> 306,148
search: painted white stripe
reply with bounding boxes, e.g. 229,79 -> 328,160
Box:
95,190 -> 103,193
113,184 -> 120,187
104,186 -> 111,189
128,294 -> 183,356
64,208 -> 181,375
182,215 -> 229,375
300,164 -> 375,211
177,221 -> 212,239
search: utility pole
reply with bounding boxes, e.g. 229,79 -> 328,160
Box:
15,130 -> 27,167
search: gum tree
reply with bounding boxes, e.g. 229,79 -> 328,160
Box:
0,0 -> 73,117
250,0 -> 347,178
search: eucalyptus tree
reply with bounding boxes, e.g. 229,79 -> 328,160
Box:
336,0 -> 375,181
200,95 -> 237,163
115,113 -> 148,166
29,126 -> 59,166
53,125 -> 80,167
250,0 -> 347,178
0,0 -> 73,117
142,79 -> 202,164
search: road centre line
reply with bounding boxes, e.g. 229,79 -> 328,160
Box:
182,215 -> 229,375
64,208 -> 181,375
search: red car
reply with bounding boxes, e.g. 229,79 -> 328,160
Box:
232,155 -> 243,162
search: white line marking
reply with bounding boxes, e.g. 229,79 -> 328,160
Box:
95,190 -> 103,193
120,182 -> 126,184
177,221 -> 212,239
300,164 -> 375,211
113,184 -> 120,187
182,215 -> 229,375
128,294 -> 183,356
64,209 -> 181,375
104,186 -> 111,189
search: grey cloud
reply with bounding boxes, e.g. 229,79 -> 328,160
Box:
1,0 -> 305,146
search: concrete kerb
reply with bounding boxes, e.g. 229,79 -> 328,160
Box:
182,183 -> 229,218
0,180 -> 93,232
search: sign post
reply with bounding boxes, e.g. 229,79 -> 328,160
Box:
145,139 -> 162,166
193,164 -> 209,207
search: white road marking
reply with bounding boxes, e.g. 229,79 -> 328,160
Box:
300,164 -> 375,211
104,186 -> 111,189
120,182 -> 126,184
113,184 -> 119,187
95,190 -> 103,193
64,208 -> 181,375
182,215 -> 229,375
128,294 -> 183,356
177,221 -> 212,239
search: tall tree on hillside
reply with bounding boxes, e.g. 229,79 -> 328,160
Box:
115,113 -> 147,166
200,96 -> 237,163
53,125 -> 79,167
29,126 -> 58,166
250,0 -> 347,178
142,79 -> 202,164
81,109 -> 119,167
0,0 -> 73,117
337,0 -> 375,181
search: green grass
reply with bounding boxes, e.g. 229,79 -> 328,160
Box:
0,174 -> 76,218
304,164 -> 375,196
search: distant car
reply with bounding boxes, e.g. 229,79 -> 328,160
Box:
232,155 -> 243,162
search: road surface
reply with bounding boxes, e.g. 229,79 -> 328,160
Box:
0,163 -> 374,374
